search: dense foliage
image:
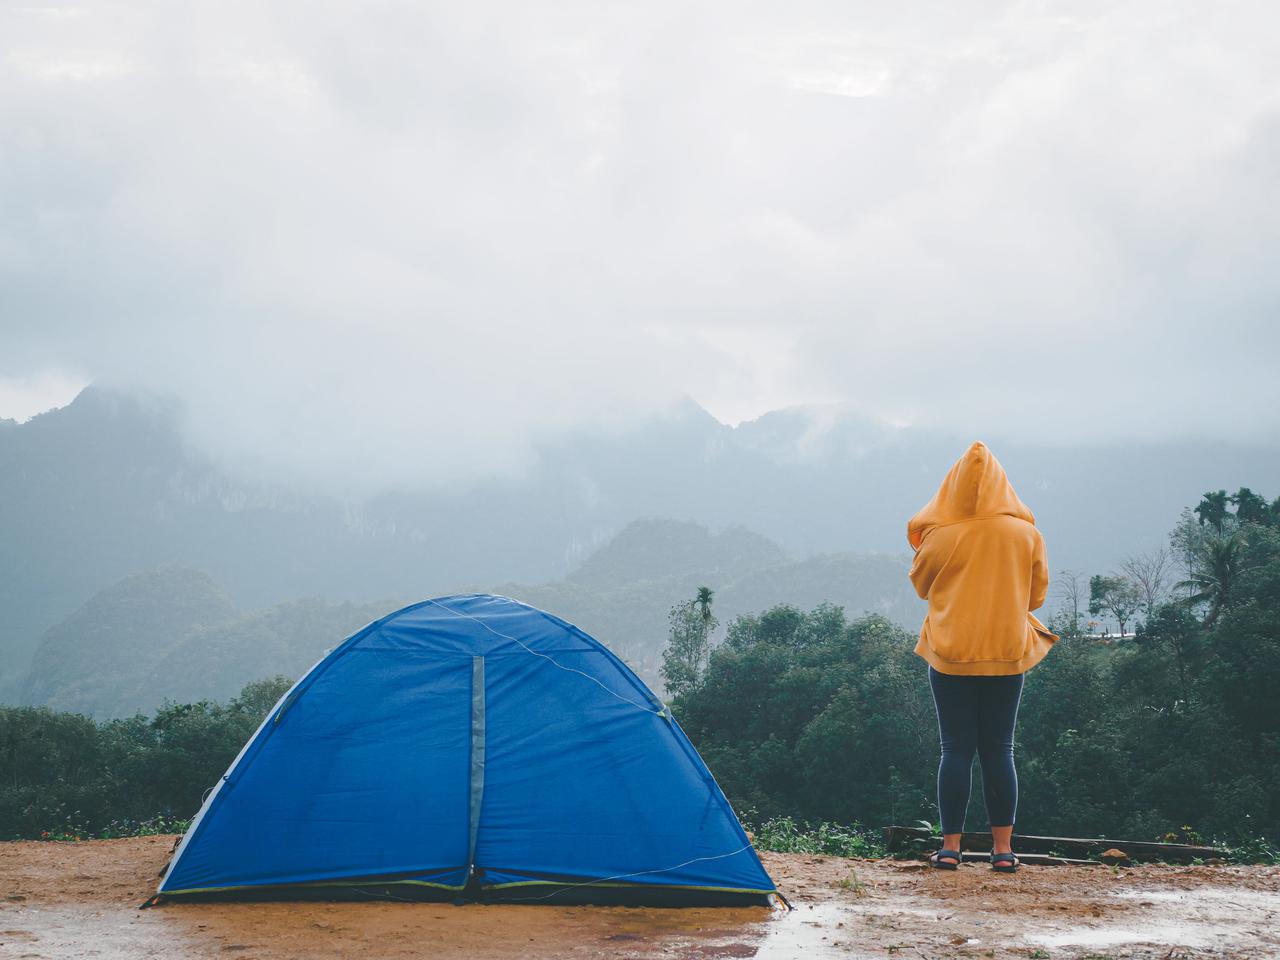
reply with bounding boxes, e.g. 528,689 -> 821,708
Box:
750,816 -> 884,858
0,677 -> 291,840
675,491 -> 1280,849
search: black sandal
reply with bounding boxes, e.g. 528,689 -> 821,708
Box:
990,852 -> 1019,873
929,848 -> 961,870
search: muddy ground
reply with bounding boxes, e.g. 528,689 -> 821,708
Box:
1,836 -> 1278,959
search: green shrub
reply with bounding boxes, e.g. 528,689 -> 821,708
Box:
1,677 -> 290,840
750,816 -> 885,858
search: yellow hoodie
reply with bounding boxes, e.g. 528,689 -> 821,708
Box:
907,441 -> 1057,676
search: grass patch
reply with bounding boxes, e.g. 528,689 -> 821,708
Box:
835,867 -> 869,896
749,816 -> 886,858
1225,835 -> 1279,865
34,815 -> 190,842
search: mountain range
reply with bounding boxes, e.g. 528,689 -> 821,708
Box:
21,519 -> 919,717
4,385 -> 1278,706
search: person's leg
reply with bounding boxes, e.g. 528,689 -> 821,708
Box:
975,672 -> 1025,856
929,666 -> 979,862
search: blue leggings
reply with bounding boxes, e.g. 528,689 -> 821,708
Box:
928,666 -> 1024,834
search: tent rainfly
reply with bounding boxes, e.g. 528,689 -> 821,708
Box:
156,594 -> 777,906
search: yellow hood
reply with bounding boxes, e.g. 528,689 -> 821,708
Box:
907,441 -> 1035,551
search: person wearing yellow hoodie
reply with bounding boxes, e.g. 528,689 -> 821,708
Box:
907,441 -> 1057,873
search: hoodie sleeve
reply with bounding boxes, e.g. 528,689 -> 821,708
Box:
1030,531 -> 1049,612
909,532 -> 940,600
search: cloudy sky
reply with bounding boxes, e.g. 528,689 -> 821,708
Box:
2,1 -> 1278,484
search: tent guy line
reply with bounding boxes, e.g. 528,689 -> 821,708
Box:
423,596 -> 665,717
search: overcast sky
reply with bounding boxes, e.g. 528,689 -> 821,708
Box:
2,1 -> 1278,485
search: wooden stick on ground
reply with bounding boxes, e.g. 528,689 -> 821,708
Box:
882,825 -> 1227,863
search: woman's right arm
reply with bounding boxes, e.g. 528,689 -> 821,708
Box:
1029,531 -> 1049,612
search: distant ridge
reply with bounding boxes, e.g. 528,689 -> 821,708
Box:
20,518 -> 919,716
566,518 -> 786,587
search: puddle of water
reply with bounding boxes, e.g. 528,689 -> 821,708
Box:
658,902 -> 875,960
1112,890 -> 1184,902
1026,885 -> 1280,951
1113,886 -> 1280,908
756,903 -> 861,958
0,904 -> 180,959
1027,927 -> 1212,949
573,886 -> 1279,959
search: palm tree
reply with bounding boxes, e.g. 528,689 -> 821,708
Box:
1194,490 -> 1230,533
661,588 -> 717,700
1176,533 -> 1246,627
1230,487 -> 1270,525
694,586 -> 714,626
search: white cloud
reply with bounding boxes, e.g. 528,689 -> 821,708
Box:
1,0 -> 1277,486
0,369 -> 87,421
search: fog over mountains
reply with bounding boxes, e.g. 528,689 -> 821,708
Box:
4,385 -> 1278,712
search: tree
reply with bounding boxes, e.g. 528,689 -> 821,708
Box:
1088,575 -> 1143,637
1053,570 -> 1086,638
1135,603 -> 1204,706
1120,548 -> 1171,620
1231,487 -> 1271,526
1202,524 -> 1280,743
660,587 -> 718,701
0,677 -> 293,839
1177,532 -> 1247,627
1167,506 -> 1203,599
1195,490 -> 1231,532
695,586 -> 714,627
676,606 -> 935,827
229,676 -> 294,719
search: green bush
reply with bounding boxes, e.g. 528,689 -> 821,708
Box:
750,816 -> 885,858
0,677 -> 290,840
1226,835 -> 1279,865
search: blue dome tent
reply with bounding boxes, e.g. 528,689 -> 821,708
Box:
157,594 -> 776,906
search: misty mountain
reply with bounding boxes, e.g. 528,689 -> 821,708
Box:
22,566 -> 397,717
21,518 -> 919,717
487,518 -> 919,684
4,385 -> 1279,701
22,568 -> 239,717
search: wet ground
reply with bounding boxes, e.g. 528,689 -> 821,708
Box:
2,836 -> 1278,958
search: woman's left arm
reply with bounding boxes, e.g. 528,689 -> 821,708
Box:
909,534 -> 939,599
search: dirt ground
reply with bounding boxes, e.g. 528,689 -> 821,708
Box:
2,836 -> 1278,959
